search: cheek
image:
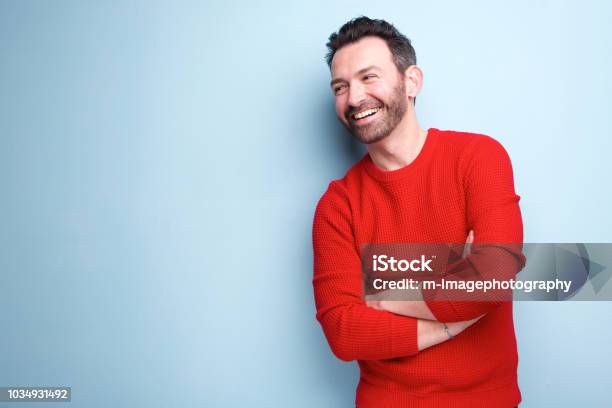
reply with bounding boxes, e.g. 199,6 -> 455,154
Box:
368,86 -> 389,104
367,79 -> 395,100
335,99 -> 347,121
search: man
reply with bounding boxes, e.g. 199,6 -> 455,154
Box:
312,17 -> 525,407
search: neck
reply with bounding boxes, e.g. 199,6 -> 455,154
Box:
366,108 -> 426,171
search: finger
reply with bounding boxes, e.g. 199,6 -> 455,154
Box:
462,231 -> 474,258
469,315 -> 485,325
366,300 -> 383,310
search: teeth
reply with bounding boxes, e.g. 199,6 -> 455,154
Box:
354,108 -> 380,120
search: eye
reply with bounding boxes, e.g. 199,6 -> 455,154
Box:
363,74 -> 378,81
333,84 -> 347,95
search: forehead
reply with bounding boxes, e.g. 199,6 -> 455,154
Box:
331,36 -> 396,78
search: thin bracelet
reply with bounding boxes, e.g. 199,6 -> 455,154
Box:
443,323 -> 454,339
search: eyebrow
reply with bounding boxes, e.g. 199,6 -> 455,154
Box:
330,65 -> 383,88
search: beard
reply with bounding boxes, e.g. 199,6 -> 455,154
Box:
344,80 -> 408,144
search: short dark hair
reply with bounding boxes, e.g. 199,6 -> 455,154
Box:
325,16 -> 417,74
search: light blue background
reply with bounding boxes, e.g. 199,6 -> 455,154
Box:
1,1 -> 611,407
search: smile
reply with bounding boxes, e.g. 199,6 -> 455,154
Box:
352,107 -> 381,121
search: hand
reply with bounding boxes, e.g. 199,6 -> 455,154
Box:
444,314 -> 483,337
417,314 -> 484,351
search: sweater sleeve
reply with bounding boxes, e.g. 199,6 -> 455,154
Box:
425,136 -> 526,322
312,181 -> 419,361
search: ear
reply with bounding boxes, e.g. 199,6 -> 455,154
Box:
402,65 -> 424,99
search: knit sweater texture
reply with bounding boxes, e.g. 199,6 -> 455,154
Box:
312,128 -> 524,408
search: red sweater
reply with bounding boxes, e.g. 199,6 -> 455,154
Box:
312,128 -> 524,408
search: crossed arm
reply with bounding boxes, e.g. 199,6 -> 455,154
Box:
366,231 -> 484,351
365,232 -> 474,321
312,183 -> 485,361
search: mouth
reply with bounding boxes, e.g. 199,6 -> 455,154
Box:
350,107 -> 382,125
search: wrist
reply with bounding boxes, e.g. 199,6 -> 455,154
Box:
442,322 -> 454,339
417,319 -> 451,351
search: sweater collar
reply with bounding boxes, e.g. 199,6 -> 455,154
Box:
362,127 -> 439,183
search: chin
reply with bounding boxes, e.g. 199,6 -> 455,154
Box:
354,132 -> 389,145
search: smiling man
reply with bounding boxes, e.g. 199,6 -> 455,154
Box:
312,17 -> 525,408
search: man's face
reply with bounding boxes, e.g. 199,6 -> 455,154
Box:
330,36 -> 409,144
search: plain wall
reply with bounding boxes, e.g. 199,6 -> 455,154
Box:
1,1 -> 611,407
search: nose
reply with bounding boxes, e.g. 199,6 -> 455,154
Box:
347,81 -> 367,108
